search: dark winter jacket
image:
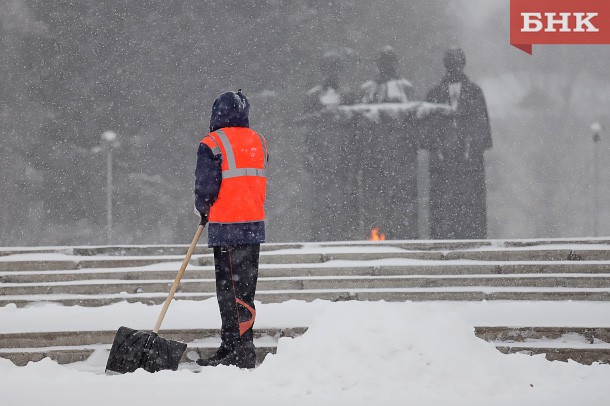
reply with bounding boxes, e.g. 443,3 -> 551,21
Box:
195,91 -> 265,247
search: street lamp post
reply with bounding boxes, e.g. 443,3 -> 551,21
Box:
101,131 -> 118,243
591,123 -> 603,237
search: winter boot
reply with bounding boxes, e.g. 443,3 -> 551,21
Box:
206,341 -> 256,369
196,343 -> 232,367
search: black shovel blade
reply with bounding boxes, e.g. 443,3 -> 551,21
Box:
105,326 -> 187,374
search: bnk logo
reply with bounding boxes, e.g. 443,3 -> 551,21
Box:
521,12 -> 599,32
510,0 -> 610,54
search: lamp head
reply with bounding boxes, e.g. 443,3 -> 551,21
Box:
591,122 -> 602,142
102,131 -> 117,143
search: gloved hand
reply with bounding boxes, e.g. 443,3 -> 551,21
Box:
199,212 -> 208,226
194,205 -> 208,226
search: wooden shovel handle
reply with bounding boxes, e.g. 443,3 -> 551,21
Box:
153,224 -> 204,333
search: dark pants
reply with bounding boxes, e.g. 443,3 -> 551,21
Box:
213,244 -> 260,360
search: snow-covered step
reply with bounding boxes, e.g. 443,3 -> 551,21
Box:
0,256 -> 184,272
2,238 -> 610,255
497,346 -> 610,365
0,251 -> 444,272
3,244 -> 610,273
0,253 -> 412,272
2,275 -> 610,297
4,256 -> 610,276
60,237 -> 610,252
0,327 -> 306,367
476,326 -> 610,364
0,342 -> 279,367
0,243 -> 302,258
4,261 -> 610,284
475,326 -> 610,343
253,288 -> 610,303
0,328 -> 306,349
2,287 -> 610,307
443,249 -> 610,261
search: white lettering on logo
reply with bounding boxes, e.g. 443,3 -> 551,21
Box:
544,13 -> 572,32
521,12 -> 544,32
521,12 -> 600,33
573,12 -> 599,32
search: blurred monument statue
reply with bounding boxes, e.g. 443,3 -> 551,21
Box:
354,46 -> 419,240
304,51 -> 346,113
360,46 -> 414,104
420,48 -> 492,239
302,51 -> 357,241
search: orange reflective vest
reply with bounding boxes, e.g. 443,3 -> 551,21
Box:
201,127 -> 268,224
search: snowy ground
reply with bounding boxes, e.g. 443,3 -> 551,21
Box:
2,299 -> 610,405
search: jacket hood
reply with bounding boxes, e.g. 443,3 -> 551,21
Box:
209,90 -> 250,132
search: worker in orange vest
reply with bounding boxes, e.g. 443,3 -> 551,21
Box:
194,90 -> 269,369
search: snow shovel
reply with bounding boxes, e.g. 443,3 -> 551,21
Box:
105,224 -> 204,374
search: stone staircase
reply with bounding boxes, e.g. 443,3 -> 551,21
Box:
1,238 -> 610,367
477,326 -> 610,365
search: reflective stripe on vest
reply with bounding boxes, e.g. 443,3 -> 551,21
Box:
200,127 -> 268,224
212,129 -> 267,179
223,168 -> 266,179
205,135 -> 222,156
